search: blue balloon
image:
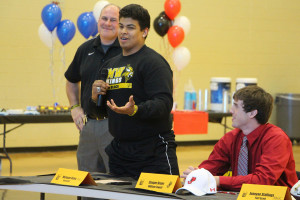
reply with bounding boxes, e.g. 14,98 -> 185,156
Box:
41,4 -> 62,32
91,21 -> 98,37
57,20 -> 76,45
90,12 -> 98,37
77,12 -> 97,39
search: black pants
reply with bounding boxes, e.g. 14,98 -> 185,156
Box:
106,132 -> 180,179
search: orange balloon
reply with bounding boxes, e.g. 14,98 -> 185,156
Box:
164,0 -> 181,20
167,26 -> 184,48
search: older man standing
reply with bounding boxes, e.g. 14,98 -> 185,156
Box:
65,4 -> 121,173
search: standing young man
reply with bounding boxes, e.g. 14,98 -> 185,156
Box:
65,4 -> 121,173
92,4 -> 179,179
181,86 -> 298,191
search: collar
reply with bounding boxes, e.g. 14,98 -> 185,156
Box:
122,45 -> 146,57
240,124 -> 268,147
92,35 -> 120,49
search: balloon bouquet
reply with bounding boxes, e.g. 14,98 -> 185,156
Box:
154,0 -> 191,71
39,3 -> 76,102
153,0 -> 191,108
39,3 -> 76,48
38,1 -> 109,103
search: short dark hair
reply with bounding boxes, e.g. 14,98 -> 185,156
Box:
119,4 -> 150,31
233,85 -> 273,124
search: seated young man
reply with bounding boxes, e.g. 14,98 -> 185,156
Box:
181,85 -> 298,191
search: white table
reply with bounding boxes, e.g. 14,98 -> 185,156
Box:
0,183 -> 179,200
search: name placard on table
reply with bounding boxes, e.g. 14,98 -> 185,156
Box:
51,168 -> 97,186
237,184 -> 291,200
136,172 -> 182,194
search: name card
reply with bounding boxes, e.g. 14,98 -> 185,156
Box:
51,168 -> 97,186
136,172 -> 182,193
238,184 -> 291,200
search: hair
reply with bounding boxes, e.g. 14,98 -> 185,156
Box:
119,4 -> 151,31
233,85 -> 273,124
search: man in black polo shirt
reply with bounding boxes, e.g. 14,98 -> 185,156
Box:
65,4 -> 121,173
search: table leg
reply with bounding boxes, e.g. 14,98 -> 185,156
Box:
2,124 -> 12,174
40,192 -> 45,200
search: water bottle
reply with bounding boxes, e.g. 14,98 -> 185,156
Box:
184,79 -> 196,110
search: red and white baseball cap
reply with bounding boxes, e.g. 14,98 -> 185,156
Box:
176,168 -> 217,196
291,180 -> 300,199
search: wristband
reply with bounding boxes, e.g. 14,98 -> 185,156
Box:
128,105 -> 138,116
70,104 -> 80,110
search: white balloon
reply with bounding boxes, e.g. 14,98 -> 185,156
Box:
173,16 -> 191,35
38,24 -> 57,49
172,46 -> 191,71
93,0 -> 109,22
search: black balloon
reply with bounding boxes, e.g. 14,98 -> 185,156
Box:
153,12 -> 172,37
159,11 -> 167,17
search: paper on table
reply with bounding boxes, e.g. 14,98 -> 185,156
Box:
95,179 -> 132,185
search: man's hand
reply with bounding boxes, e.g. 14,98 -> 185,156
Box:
107,95 -> 137,115
92,80 -> 109,103
71,106 -> 85,131
180,166 -> 198,179
214,176 -> 220,187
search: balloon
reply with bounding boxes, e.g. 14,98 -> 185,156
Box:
90,12 -> 98,37
41,4 -> 62,32
173,16 -> 191,35
93,0 -> 109,22
164,0 -> 181,20
172,46 -> 191,71
91,22 -> 98,37
158,11 -> 169,18
167,25 -> 184,48
77,12 -> 97,39
38,23 -> 57,48
153,12 -> 172,37
57,20 -> 76,45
